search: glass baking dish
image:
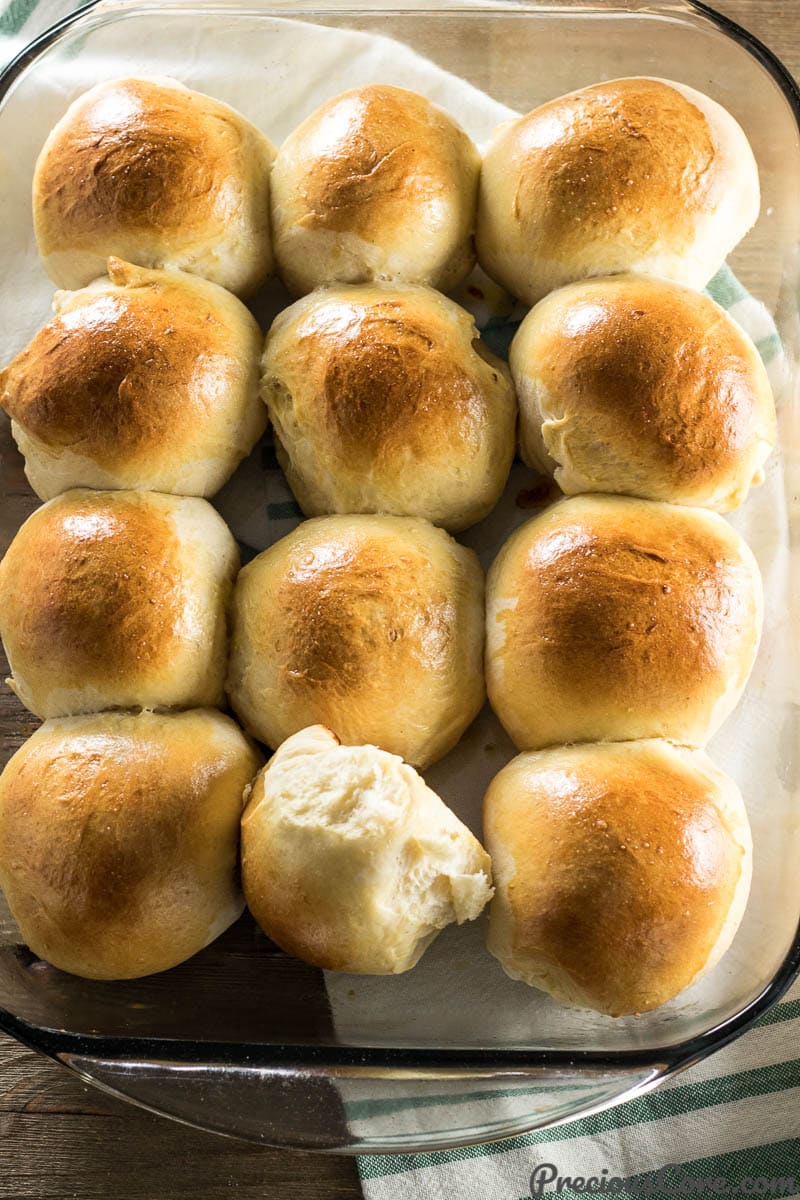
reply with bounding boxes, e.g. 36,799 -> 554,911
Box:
0,0 -> 799,1155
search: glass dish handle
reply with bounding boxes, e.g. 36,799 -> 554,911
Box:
57,1049 -> 663,1152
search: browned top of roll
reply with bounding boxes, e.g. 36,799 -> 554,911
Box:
512,275 -> 775,507
0,714 -> 217,924
0,259 -> 256,470
0,710 -> 262,979
0,491 -> 185,684
484,740 -> 749,1015
265,283 -> 511,469
272,523 -> 456,692
227,513 -> 485,766
508,78 -> 719,254
488,496 -> 761,733
305,303 -> 475,458
34,78 -> 271,251
282,84 -> 476,239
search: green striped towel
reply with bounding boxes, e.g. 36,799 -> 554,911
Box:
359,984 -> 800,1197
2,3 -> 797,1194
0,0 -> 54,52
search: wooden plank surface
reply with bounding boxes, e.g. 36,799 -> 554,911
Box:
1,2 -> 798,1197
0,1037 -> 362,1198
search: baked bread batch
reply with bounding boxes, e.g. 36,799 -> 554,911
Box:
0,73 -> 777,1016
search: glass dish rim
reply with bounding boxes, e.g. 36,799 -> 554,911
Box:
0,0 -> 798,1089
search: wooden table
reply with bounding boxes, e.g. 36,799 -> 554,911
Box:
1,2 -> 797,1196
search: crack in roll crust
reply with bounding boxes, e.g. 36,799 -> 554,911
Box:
33,77 -> 276,296
483,740 -> 752,1016
261,283 -> 516,531
510,275 -> 776,512
270,85 -> 480,295
0,710 -> 262,980
0,259 -> 266,499
226,515 -> 485,768
0,489 -> 239,718
486,495 -> 762,750
477,77 -> 760,305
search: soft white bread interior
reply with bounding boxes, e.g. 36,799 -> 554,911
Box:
484,739 -> 752,1016
0,709 -> 262,980
261,282 -> 516,531
477,77 -> 760,305
270,84 -> 480,296
242,725 -> 493,974
1,258 -> 266,500
33,77 -> 276,297
510,274 -> 775,512
226,514 -> 485,768
485,495 -> 763,751
0,489 -> 239,718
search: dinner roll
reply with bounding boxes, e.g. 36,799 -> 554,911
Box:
0,490 -> 238,718
261,283 -> 516,531
0,259 -> 266,500
486,495 -> 762,750
33,77 -> 275,296
484,740 -> 752,1016
510,275 -> 776,512
242,725 -> 492,973
270,85 -> 480,295
0,709 -> 261,980
227,515 -> 484,768
477,77 -> 759,305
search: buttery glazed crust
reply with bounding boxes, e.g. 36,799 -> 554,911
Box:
270,85 -> 480,295
226,515 -> 485,768
485,495 -> 762,750
0,709 -> 262,979
483,740 -> 752,1016
33,78 -> 276,296
261,283 -> 516,531
0,489 -> 239,718
0,259 -> 266,499
477,78 -> 759,305
241,725 -> 493,974
510,275 -> 776,511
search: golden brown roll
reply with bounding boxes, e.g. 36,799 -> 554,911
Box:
242,725 -> 493,974
510,275 -> 776,512
0,709 -> 262,980
477,77 -> 760,305
33,78 -> 276,296
1,258 -> 266,500
0,490 -> 239,719
270,85 -> 480,296
261,283 -> 516,531
486,495 -> 762,750
483,740 -> 752,1016
227,515 -> 485,768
